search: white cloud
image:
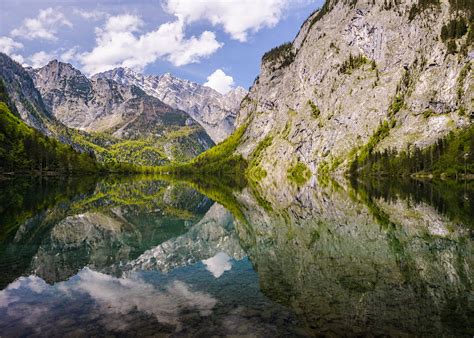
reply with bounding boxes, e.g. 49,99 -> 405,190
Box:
61,47 -> 79,63
164,0 -> 289,42
0,37 -> 23,55
11,7 -> 72,41
79,14 -> 222,75
0,36 -> 25,63
202,252 -> 232,278
204,69 -> 235,94
73,9 -> 108,21
28,51 -> 56,68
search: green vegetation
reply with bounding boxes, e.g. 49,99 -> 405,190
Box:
447,40 -> 458,54
0,79 -> 165,175
422,109 -> 435,119
168,174 -> 248,222
351,176 -> 473,229
307,100 -> 321,118
348,67 -> 409,172
448,0 -> 474,16
350,126 -> 474,178
457,62 -> 471,103
339,54 -> 371,75
353,119 -> 394,168
160,123 -> 249,186
389,95 -> 404,117
441,17 -> 468,41
317,156 -> 342,186
0,176 -> 99,288
66,124 -> 208,166
287,108 -> 297,117
408,0 -> 440,21
440,0 -> 474,54
282,120 -> 292,140
0,102 -> 99,174
262,42 -> 295,70
287,161 -> 311,186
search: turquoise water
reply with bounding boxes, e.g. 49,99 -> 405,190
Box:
0,176 -> 472,336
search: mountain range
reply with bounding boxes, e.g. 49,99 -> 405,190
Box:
0,0 -> 472,178
95,67 -> 247,143
0,53 -> 245,167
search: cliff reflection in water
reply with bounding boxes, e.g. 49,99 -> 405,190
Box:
234,176 -> 472,336
0,175 -> 472,336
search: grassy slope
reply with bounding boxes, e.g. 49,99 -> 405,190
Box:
160,123 -> 249,178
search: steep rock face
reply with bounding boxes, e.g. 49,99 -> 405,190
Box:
0,53 -> 54,134
32,61 -> 202,136
237,0 -> 473,183
94,67 -> 247,143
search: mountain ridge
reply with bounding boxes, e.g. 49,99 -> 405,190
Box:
94,67 -> 247,143
0,54 -> 215,166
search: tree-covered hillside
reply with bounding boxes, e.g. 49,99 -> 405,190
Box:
0,100 -> 99,174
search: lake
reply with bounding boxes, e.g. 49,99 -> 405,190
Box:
0,175 -> 472,337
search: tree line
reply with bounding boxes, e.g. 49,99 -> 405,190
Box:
350,125 -> 473,178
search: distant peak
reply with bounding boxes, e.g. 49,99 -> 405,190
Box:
40,59 -> 78,72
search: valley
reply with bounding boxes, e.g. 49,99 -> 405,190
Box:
0,0 -> 472,336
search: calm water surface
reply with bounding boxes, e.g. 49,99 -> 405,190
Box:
0,175 -> 472,337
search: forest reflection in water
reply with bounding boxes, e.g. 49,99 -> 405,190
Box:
0,174 -> 472,336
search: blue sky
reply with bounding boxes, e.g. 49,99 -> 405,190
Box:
0,0 -> 324,92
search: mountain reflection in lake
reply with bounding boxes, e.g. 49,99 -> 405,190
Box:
0,175 -> 472,336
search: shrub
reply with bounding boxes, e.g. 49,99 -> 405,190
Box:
307,100 -> 321,118
262,42 -> 295,70
447,40 -> 458,54
339,54 -> 370,75
408,0 -> 441,21
389,95 -> 404,117
422,109 -> 435,119
441,17 -> 468,41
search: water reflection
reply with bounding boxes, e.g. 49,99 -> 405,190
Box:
234,177 -> 473,336
0,175 -> 472,336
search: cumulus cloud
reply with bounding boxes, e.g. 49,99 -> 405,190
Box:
164,0 -> 290,42
28,51 -> 56,68
11,7 -> 72,41
79,14 -> 222,75
0,37 -> 23,55
61,47 -> 79,63
73,9 -> 108,21
0,36 -> 25,63
204,69 -> 235,94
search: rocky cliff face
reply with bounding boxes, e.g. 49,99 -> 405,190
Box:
237,0 -> 473,184
0,53 -> 54,134
94,67 -> 247,143
31,61 -> 209,138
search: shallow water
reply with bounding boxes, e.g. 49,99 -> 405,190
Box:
0,175 -> 472,336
